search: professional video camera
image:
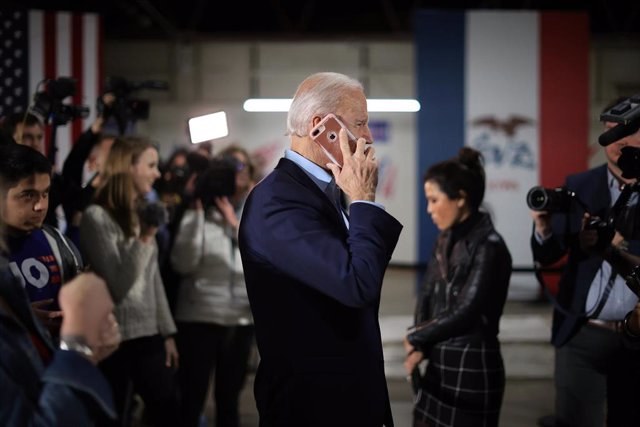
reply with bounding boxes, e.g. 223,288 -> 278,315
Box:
102,76 -> 169,135
30,77 -> 90,126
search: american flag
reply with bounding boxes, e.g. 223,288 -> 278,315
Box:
0,8 -> 102,169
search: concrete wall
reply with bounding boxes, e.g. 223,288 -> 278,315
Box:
103,36 -> 640,265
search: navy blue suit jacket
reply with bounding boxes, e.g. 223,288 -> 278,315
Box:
531,164 -> 612,347
239,158 -> 403,427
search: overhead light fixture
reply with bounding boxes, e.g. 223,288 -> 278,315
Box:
188,111 -> 229,143
242,98 -> 421,113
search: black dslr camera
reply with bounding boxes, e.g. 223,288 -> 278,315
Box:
526,186 -> 576,213
526,184 -> 618,254
584,216 -> 616,253
193,156 -> 237,209
31,77 -> 89,126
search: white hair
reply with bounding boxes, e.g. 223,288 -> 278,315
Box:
286,72 -> 364,137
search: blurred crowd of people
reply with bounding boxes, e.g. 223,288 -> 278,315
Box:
0,94 -> 259,427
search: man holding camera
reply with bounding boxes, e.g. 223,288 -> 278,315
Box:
530,97 -> 640,427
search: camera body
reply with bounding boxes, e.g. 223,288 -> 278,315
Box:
584,216 -> 616,253
617,146 -> 640,180
526,186 -> 575,212
137,199 -> 169,228
31,77 -> 89,126
193,157 -> 237,208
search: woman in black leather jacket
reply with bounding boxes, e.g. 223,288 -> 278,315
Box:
404,147 -> 512,427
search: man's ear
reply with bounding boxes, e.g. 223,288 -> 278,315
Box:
457,190 -> 468,208
311,116 -> 323,129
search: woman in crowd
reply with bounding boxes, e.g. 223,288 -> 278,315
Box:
171,144 -> 256,427
404,147 -> 512,427
79,135 -> 180,427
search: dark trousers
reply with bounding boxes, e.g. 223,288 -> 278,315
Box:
98,334 -> 180,427
555,323 -> 640,427
176,322 -> 255,427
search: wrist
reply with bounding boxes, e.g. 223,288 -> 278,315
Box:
352,192 -> 375,202
59,335 -> 94,360
536,227 -> 551,239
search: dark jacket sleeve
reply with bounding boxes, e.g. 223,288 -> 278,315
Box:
408,235 -> 512,350
62,127 -> 100,189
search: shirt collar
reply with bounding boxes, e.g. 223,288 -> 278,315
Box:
284,148 -> 333,191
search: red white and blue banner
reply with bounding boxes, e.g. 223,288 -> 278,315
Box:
0,8 -> 102,169
415,10 -> 589,274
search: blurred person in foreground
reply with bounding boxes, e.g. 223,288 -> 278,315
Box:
404,147 -> 512,427
238,71 -> 403,427
0,173 -> 121,425
0,143 -> 83,339
530,97 -> 640,427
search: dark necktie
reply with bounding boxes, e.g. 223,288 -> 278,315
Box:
327,180 -> 349,224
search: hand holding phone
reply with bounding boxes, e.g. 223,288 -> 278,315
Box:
309,113 -> 357,167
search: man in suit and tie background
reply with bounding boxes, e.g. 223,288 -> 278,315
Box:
238,71 -> 403,427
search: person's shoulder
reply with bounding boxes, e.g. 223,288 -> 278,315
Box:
567,164 -> 606,181
82,204 -> 111,223
84,203 -> 104,213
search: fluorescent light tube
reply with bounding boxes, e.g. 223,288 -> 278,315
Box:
243,98 -> 421,113
366,99 -> 421,112
243,99 -> 292,112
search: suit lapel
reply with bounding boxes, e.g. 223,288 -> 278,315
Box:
276,158 -> 349,232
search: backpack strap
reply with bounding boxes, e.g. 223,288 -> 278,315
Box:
42,224 -> 83,282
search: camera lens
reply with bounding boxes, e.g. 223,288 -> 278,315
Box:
526,186 -> 573,212
526,186 -> 548,211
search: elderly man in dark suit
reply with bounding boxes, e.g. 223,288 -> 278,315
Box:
238,72 -> 403,427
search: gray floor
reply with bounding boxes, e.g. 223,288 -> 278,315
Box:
204,266 -> 555,426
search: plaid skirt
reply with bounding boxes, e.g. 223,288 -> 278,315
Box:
413,340 -> 505,427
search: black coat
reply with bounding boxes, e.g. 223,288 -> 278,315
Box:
409,212 -> 512,350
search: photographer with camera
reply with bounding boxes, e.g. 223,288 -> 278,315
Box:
169,150 -> 255,427
530,97 -> 640,427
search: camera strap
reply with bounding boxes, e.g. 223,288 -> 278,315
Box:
586,268 -> 618,318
